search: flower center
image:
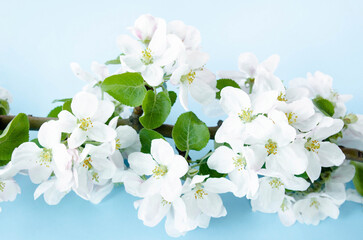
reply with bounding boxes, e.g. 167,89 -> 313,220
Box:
161,198 -> 171,206
285,112 -> 298,124
141,48 -> 154,65
186,70 -> 196,84
238,108 -> 253,123
82,157 -> 92,169
152,165 -> 168,178
115,138 -> 121,150
309,198 -> 320,209
79,117 -> 93,131
0,181 -> 5,192
233,154 -> 247,171
265,139 -> 278,155
269,178 -> 284,189
194,185 -> 208,199
305,138 -> 320,153
92,172 -> 99,182
37,148 -> 52,167
277,92 -> 288,102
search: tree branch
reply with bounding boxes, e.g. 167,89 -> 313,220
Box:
1,114 -> 362,163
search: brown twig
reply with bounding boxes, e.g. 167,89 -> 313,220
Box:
1,114 -> 363,163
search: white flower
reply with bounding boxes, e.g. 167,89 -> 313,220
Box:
208,145 -> 261,198
251,169 -> 309,213
0,87 -> 12,103
302,117 -> 345,182
181,175 -> 234,231
278,196 -> 296,226
57,91 -> 116,149
167,20 -> 201,51
134,194 -> 188,237
0,120 -> 61,184
289,71 -> 352,118
128,139 -> 188,202
215,86 -> 278,149
34,178 -> 68,205
118,19 -> 183,86
338,114 -> 363,151
0,177 -> 21,212
170,51 -> 217,110
323,162 -> 355,205
218,53 -> 283,93
293,193 -> 339,225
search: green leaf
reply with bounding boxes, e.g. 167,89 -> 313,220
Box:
352,161 -> 363,196
105,54 -> 124,65
62,99 -> 72,113
52,98 -> 72,103
139,91 -> 171,129
101,72 -> 147,107
172,111 -> 210,151
313,96 -> 335,117
47,106 -> 63,118
216,78 -> 240,99
139,128 -> 165,153
0,113 -> 29,166
168,91 -> 177,106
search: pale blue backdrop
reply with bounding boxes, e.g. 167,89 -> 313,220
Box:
0,0 -> 362,239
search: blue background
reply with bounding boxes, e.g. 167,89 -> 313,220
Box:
0,0 -> 362,239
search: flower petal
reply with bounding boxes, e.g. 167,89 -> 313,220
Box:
128,152 -> 156,176
71,92 -> 99,119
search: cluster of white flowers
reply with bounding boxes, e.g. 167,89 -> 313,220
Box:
1,14 -> 363,237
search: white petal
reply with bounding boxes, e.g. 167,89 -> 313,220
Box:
89,182 -> 114,204
57,110 -> 77,133
306,151 -> 322,182
142,64 -> 164,87
238,52 -> 259,77
128,152 -> 156,176
28,165 -> 52,184
207,146 -> 235,173
318,142 -> 345,167
150,139 -> 175,165
115,125 -> 139,149
38,121 -> 61,148
197,192 -> 225,218
92,100 -> 115,123
167,155 -> 188,178
117,34 -> 143,55
87,122 -> 117,143
67,128 -> 87,149
160,176 -> 182,202
71,92 -> 98,119
220,87 -> 251,116
203,177 -> 235,194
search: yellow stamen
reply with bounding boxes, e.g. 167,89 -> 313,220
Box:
194,188 -> 208,199
238,108 -> 253,123
233,155 -> 247,171
141,48 -> 153,65
82,157 -> 92,169
269,178 -> 284,189
0,181 -> 5,192
161,198 -> 171,206
152,165 -> 168,178
115,138 -> 121,150
92,172 -> 99,182
277,92 -> 288,102
265,139 -> 278,155
310,198 -> 320,209
186,70 -> 196,84
285,112 -> 298,124
37,148 -> 52,167
305,138 -> 320,153
79,117 -> 93,131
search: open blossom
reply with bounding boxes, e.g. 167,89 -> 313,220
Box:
57,91 -> 116,149
0,120 -> 61,184
118,19 -> 183,86
128,139 -> 188,202
129,14 -> 159,43
215,86 -> 278,149
135,194 -> 188,237
181,175 -> 234,229
301,116 -> 345,182
251,169 -> 309,213
167,20 -> 201,51
170,51 -> 217,110
338,114 -> 363,151
208,145 -> 261,198
0,177 -> 21,212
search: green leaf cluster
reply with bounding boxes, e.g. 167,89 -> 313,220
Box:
313,96 -> 335,117
216,79 -> 240,99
